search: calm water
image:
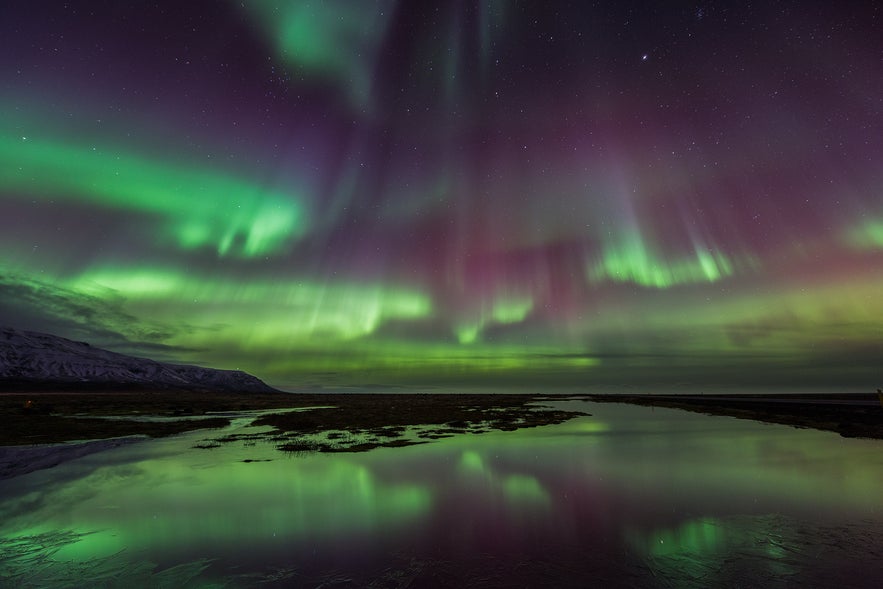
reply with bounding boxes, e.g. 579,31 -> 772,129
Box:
2,401 -> 882,588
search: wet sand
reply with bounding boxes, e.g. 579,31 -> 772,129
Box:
0,437 -> 144,480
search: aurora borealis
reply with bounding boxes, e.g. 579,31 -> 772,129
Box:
1,1 -> 881,390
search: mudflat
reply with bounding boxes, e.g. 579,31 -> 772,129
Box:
3,389 -> 881,451
0,390 -> 587,448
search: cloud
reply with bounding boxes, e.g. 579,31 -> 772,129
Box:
0,271 -> 196,361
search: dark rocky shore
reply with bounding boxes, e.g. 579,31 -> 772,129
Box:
589,393 -> 883,440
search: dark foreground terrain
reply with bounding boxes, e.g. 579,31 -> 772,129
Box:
3,388 -> 882,451
590,393 -> 883,439
0,388 -> 587,449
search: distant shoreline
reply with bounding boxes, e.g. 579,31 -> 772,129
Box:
2,389 -> 880,454
589,393 -> 883,440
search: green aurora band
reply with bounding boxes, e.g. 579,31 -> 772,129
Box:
0,134 -> 307,258
1,2 -> 882,390
236,0 -> 398,110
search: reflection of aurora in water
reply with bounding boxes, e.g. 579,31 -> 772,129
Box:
1,403 -> 882,587
2,454 -> 431,558
623,514 -> 883,586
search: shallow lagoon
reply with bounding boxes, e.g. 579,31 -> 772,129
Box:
2,401 -> 882,587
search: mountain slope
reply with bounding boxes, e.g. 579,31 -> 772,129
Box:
0,327 -> 277,393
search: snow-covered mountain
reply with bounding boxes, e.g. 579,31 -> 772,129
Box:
0,327 -> 277,392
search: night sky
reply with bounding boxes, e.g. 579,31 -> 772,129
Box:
1,1 -> 881,391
